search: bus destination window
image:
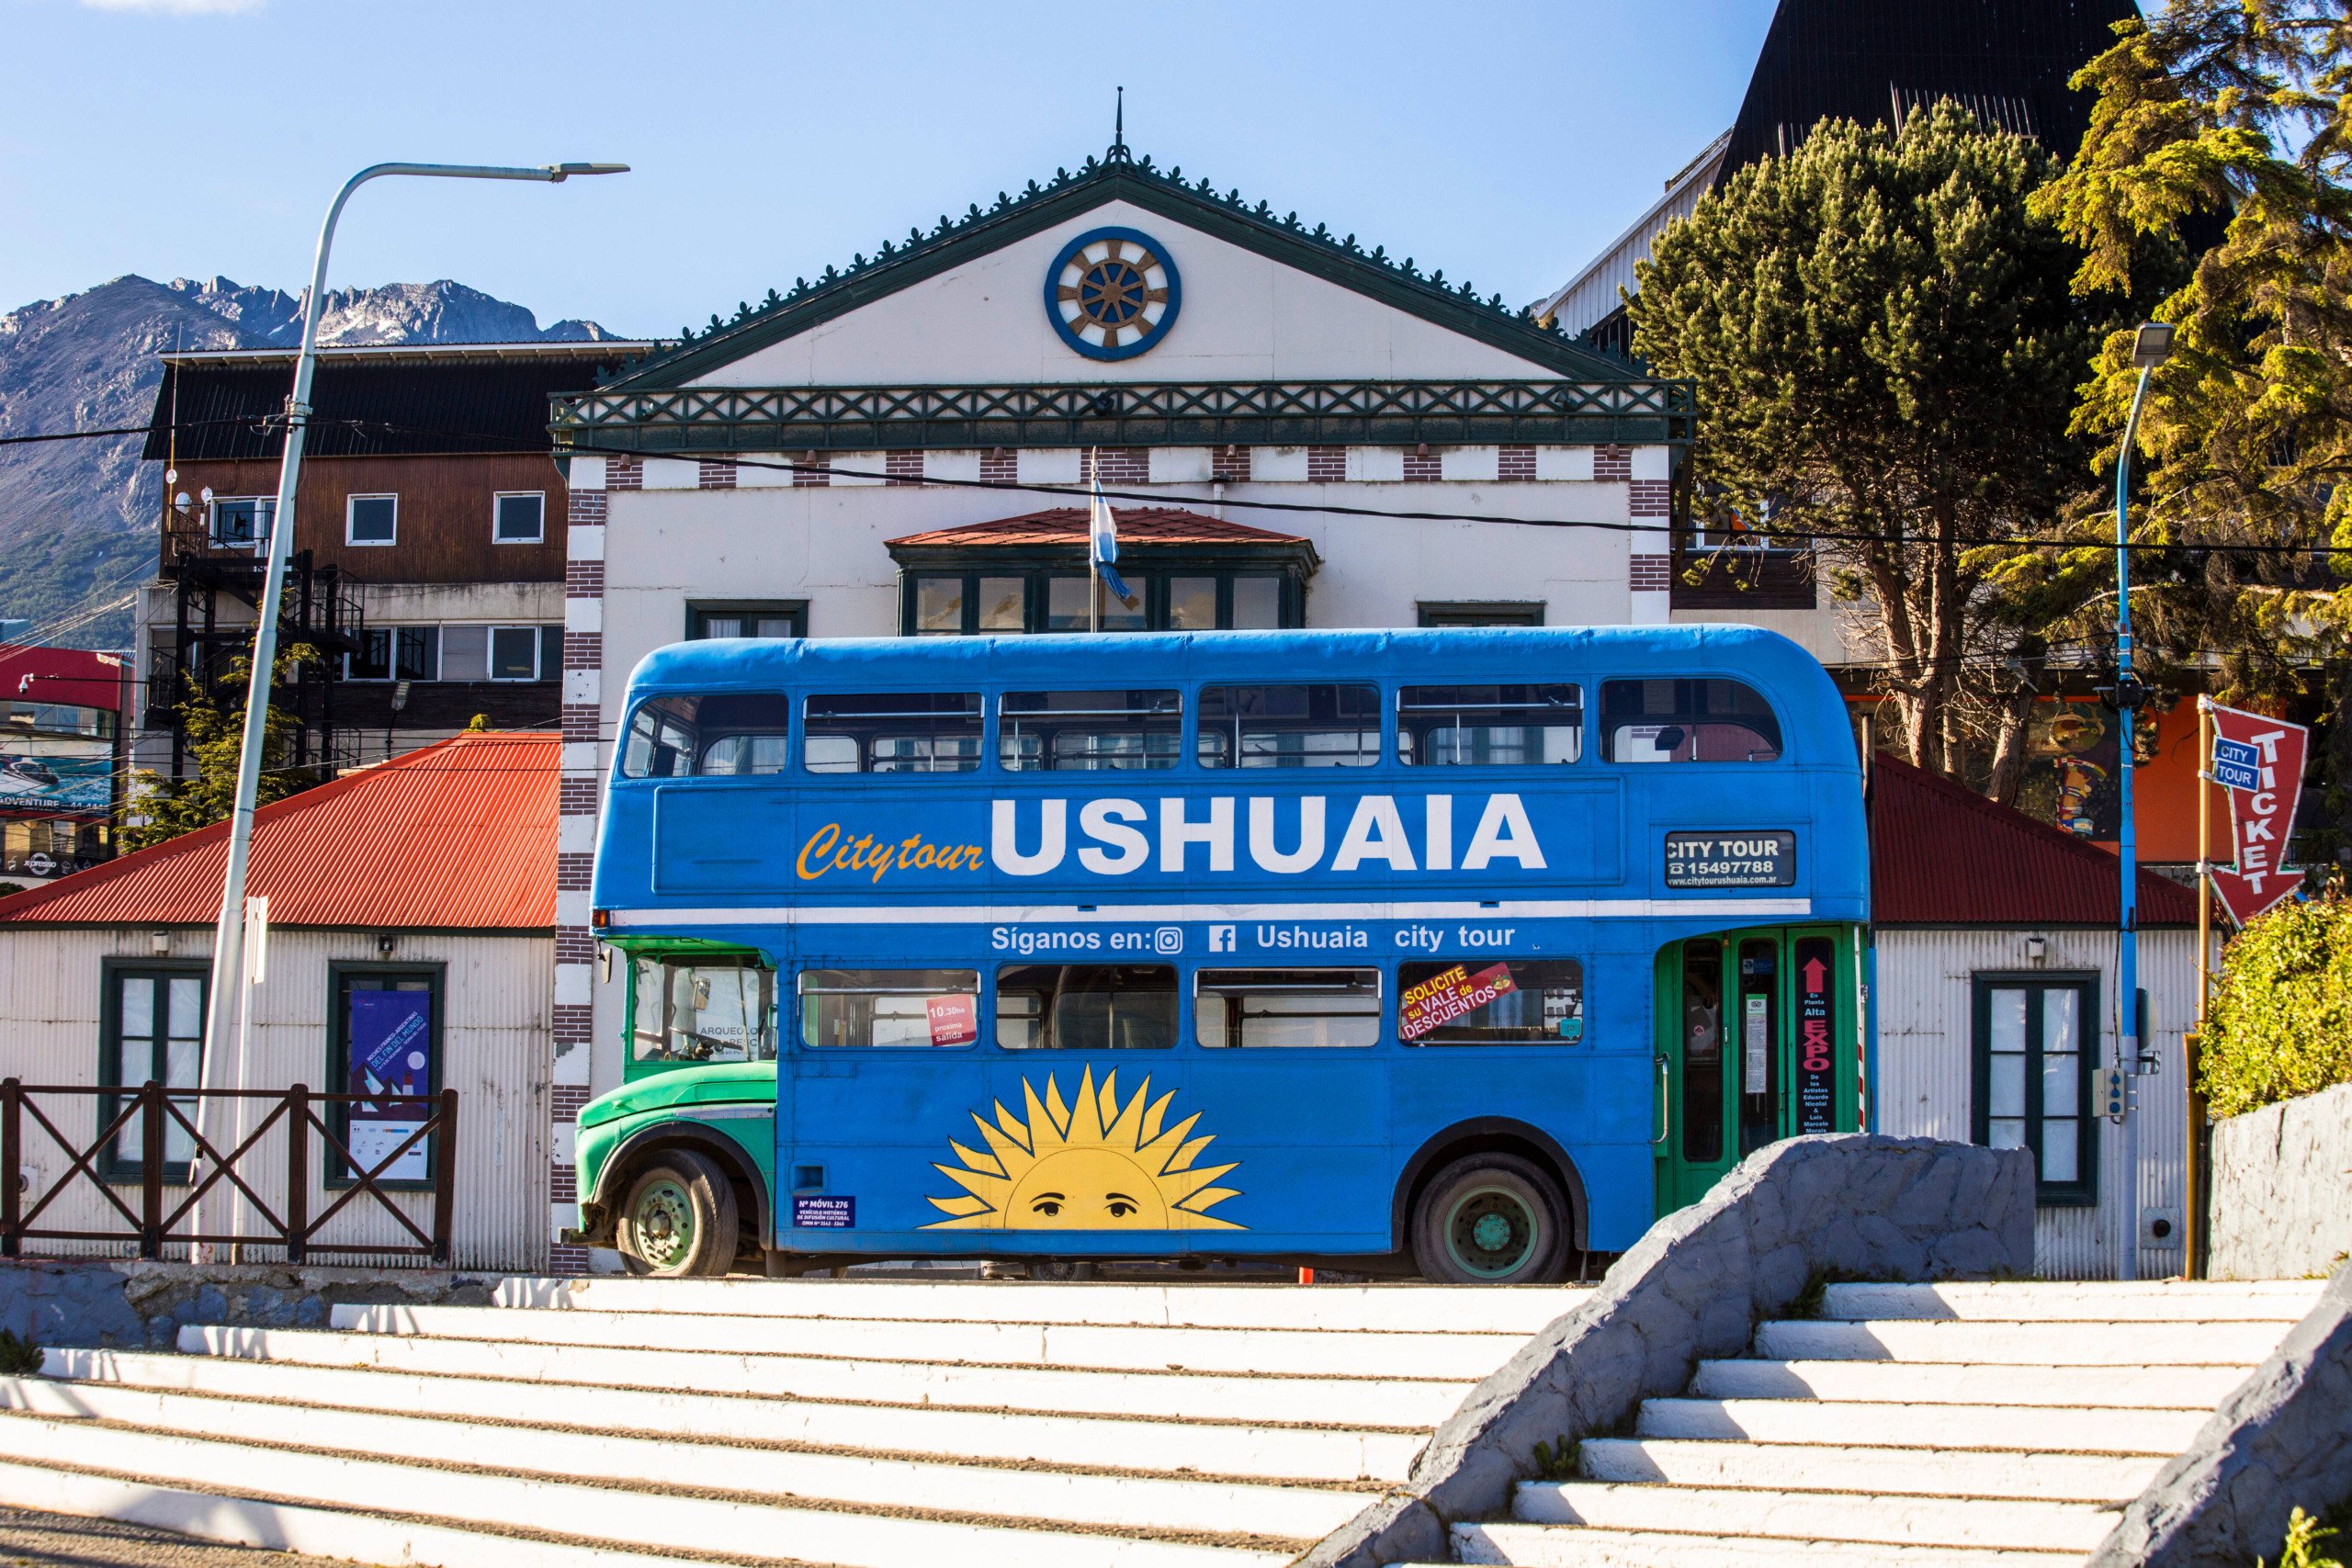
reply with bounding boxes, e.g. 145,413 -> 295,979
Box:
1398,958 -> 1586,1045
1397,684 -> 1583,766
996,964 -> 1178,1050
1195,969 -> 1381,1048
1000,690 -> 1182,772
1600,679 -> 1782,763
800,969 -> 981,1048
803,693 -> 982,774
1197,683 -> 1381,769
631,956 -> 776,1065
620,693 -> 793,778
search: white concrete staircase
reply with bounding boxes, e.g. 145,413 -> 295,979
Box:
1438,1279 -> 2326,1568
0,1274 -> 1587,1567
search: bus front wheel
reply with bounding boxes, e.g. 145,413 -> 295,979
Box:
616,1151 -> 741,1278
1410,1155 -> 1571,1285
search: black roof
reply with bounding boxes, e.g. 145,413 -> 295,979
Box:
1721,0 -> 2140,173
143,346 -> 648,462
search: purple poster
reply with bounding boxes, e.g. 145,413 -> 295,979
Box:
346,990 -> 431,1180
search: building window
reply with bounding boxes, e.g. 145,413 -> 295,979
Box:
327,966 -> 441,1190
208,497 -> 274,549
895,570 -> 1302,636
99,962 -> 206,1182
346,626 -> 441,682
1418,602 -> 1545,627
436,625 -> 561,682
689,602 -> 806,640
493,491 -> 546,544
345,494 -> 397,547
1973,974 -> 2098,1206
800,969 -> 979,1048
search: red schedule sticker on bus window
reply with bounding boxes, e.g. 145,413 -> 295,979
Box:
1399,962 -> 1517,1041
927,994 -> 978,1047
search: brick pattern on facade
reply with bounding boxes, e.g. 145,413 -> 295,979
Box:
1307,446 -> 1346,484
1630,479 -> 1672,518
551,470 -> 608,1281
792,454 -> 830,488
697,458 -> 737,491
1403,446 -> 1441,482
1630,554 -> 1674,591
552,1086 -> 592,1123
1212,445 -> 1250,483
553,1002 -> 593,1053
1595,446 -> 1632,483
982,448 -> 1016,485
1094,448 -> 1148,486
1499,445 -> 1536,482
886,449 -> 923,486
605,456 -> 642,491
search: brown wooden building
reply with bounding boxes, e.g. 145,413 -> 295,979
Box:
135,342 -> 650,779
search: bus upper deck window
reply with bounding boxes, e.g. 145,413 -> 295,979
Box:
804,692 -> 982,774
800,969 -> 980,1047
996,964 -> 1177,1050
1399,957 -> 1586,1046
1600,678 -> 1782,763
631,955 -> 775,1064
1196,968 -> 1381,1048
1001,689 -> 1182,772
1197,683 -> 1380,769
1397,684 -> 1582,766
619,693 -> 792,778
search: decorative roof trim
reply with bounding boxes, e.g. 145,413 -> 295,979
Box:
599,151 -> 1645,390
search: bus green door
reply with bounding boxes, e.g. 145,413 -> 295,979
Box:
1654,928 -> 1854,1216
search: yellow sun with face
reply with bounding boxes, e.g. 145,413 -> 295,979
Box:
923,1068 -> 1243,1231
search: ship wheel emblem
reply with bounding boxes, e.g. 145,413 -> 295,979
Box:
1046,228 -> 1182,361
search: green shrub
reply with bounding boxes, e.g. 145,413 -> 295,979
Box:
2261,1506 -> 2345,1568
2201,889 -> 2352,1120
0,1329 -> 40,1377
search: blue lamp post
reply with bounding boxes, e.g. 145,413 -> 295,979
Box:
2112,319 -> 2173,1281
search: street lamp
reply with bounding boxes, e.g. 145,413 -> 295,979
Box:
192,161 -> 626,1258
2112,319 -> 2171,1281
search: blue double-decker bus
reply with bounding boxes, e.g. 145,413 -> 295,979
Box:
571,626 -> 1867,1283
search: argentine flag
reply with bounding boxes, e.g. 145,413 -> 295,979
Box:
1089,469 -> 1138,608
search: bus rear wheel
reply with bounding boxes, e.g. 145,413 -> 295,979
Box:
616,1151 -> 740,1278
1410,1155 -> 1571,1285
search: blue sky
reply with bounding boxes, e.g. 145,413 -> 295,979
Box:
0,0 -> 1775,337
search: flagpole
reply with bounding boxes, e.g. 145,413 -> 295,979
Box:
1089,447 -> 1101,635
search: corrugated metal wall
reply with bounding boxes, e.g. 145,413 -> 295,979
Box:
0,926 -> 551,1272
1874,926 -> 2199,1280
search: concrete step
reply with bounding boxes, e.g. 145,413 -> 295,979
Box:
1448,1523 -> 2084,1566
497,1277 -> 1585,1336
185,1324 -> 1473,1428
52,1346 -> 1419,1484
1752,1317 -> 2290,1365
1634,1397 -> 2207,1454
0,1456 -> 718,1568
1508,1481 -> 2117,1552
0,1376 -> 1370,1542
1817,1280 -> 2324,1324
0,1409 -> 1292,1567
1577,1438 -> 2163,1502
334,1301 -> 1521,1380
1690,1358 -> 2251,1409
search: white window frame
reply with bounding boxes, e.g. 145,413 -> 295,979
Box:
345,493 -> 399,547
492,491 -> 546,545
208,496 -> 275,551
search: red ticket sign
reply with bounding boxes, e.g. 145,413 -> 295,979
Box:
2209,706 -> 2310,928
1399,962 -> 1516,1041
926,993 -> 979,1047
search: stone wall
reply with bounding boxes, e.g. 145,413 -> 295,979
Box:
0,1259 -> 492,1349
2209,1082 -> 2352,1281
2088,1266 -> 2352,1568
1301,1134 -> 2036,1567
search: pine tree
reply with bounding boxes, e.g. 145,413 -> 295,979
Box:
120,654 -> 321,852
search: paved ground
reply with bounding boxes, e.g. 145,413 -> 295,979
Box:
0,1508 -> 347,1568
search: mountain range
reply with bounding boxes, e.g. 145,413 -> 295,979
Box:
0,276 -> 618,650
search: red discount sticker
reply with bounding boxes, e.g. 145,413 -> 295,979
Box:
1399,962 -> 1517,1041
926,993 -> 979,1047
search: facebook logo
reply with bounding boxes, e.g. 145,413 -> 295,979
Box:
1208,924 -> 1237,953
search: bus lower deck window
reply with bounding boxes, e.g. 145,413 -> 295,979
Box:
1001,689 -> 1182,771
620,693 -> 793,778
1600,678 -> 1782,762
996,964 -> 1178,1050
804,692 -> 982,774
1195,968 -> 1381,1048
1398,958 -> 1586,1045
1397,684 -> 1583,766
800,969 -> 980,1047
1197,683 -> 1381,768
632,957 -> 776,1063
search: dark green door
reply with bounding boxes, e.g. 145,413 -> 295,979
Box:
1655,927 -> 1855,1215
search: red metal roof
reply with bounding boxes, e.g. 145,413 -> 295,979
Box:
888,507 -> 1308,548
0,644 -> 128,714
0,733 -> 555,929
1871,754 -> 2199,926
